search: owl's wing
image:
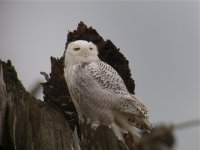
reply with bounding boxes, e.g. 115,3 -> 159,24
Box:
87,61 -> 152,130
87,61 -> 147,116
119,97 -> 152,130
87,60 -> 130,97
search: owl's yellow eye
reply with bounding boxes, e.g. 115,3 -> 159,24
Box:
89,47 -> 93,50
74,47 -> 80,51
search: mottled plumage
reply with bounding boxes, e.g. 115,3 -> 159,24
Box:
64,40 -> 152,140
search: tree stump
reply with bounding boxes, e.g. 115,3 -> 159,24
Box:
0,22 -> 174,150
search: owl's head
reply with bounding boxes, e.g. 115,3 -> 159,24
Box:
65,40 -> 99,65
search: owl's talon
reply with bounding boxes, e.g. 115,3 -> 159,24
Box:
78,116 -> 85,124
86,118 -> 91,124
91,122 -> 100,130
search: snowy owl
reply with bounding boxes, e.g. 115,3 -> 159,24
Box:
64,40 -> 152,140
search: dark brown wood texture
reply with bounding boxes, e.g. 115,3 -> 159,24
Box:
0,61 -> 77,150
0,22 -> 174,150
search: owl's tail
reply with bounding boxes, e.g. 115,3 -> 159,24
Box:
128,115 -> 153,132
114,112 -> 141,143
114,112 -> 153,144
129,94 -> 153,131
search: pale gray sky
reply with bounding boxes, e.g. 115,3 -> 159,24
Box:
0,1 -> 199,150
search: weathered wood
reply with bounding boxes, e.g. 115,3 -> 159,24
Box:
0,22 -> 175,150
41,22 -> 137,149
0,22 -> 133,150
80,124 -> 128,150
0,64 -> 8,149
0,60 -> 78,150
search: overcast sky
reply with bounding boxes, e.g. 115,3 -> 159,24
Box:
0,1 -> 199,150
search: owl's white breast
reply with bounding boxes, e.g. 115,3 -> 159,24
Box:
64,62 -> 115,124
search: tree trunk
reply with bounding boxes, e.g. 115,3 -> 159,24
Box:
0,22 -> 174,150
0,61 -> 78,150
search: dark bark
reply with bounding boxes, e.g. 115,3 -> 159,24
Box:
42,22 -> 135,131
0,23 -> 132,150
80,124 -> 128,150
0,22 -> 174,150
41,22 -> 136,149
0,61 -> 77,150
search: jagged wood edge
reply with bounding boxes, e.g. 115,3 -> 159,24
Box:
0,60 -> 79,150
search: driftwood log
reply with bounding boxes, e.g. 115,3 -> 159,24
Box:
0,22 -> 174,150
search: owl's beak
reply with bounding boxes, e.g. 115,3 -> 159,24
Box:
82,52 -> 89,58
